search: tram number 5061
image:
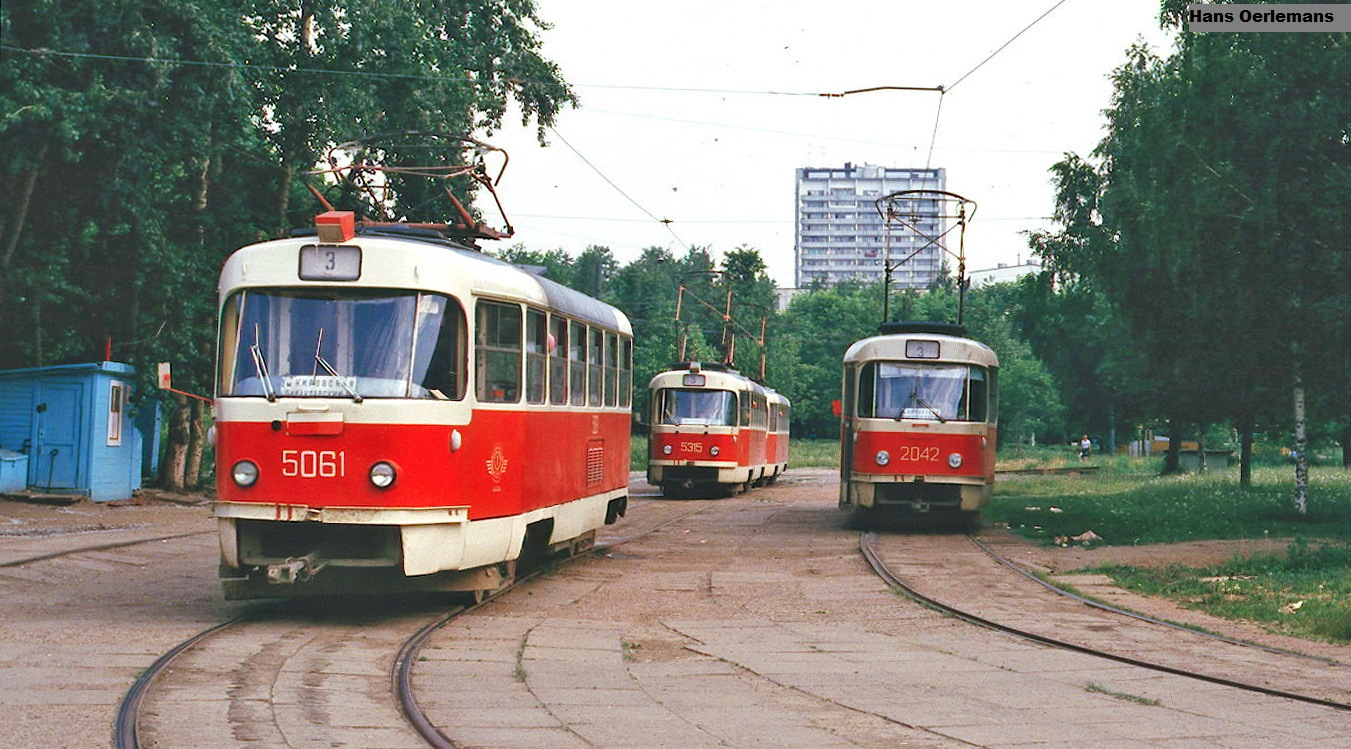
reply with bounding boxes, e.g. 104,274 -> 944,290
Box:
281,449 -> 346,478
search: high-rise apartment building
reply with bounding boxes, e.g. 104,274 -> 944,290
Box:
794,163 -> 946,288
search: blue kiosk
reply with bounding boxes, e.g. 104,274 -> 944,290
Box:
0,362 -> 154,502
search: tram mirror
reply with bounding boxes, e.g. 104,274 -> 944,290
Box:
157,362 -> 172,390
832,399 -> 842,416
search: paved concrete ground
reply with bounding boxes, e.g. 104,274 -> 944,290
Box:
414,471 -> 1351,748
2,473 -> 1348,747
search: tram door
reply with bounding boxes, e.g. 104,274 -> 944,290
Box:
33,383 -> 81,490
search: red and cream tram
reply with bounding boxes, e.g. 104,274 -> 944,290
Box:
838,322 -> 998,524
647,362 -> 789,496
212,214 -> 633,598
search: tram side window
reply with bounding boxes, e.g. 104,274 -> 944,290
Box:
738,392 -> 751,427
413,294 -> 467,400
569,320 -> 586,405
549,315 -> 568,406
619,338 -> 633,408
767,402 -> 777,433
752,393 -> 767,429
475,300 -> 522,403
525,308 -> 547,405
960,367 -> 989,422
988,368 -> 1000,422
854,363 -> 872,418
604,332 -> 619,407
588,327 -> 603,406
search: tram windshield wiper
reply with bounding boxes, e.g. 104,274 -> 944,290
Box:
250,324 -> 276,401
314,353 -> 363,402
896,387 -> 946,422
311,327 -> 362,402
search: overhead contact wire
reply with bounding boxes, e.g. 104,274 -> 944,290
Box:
547,125 -> 688,248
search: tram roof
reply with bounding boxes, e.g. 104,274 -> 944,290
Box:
843,332 -> 999,368
219,233 -> 631,335
647,363 -> 789,405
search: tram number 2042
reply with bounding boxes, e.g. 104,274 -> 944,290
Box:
895,446 -> 940,462
281,449 -> 346,478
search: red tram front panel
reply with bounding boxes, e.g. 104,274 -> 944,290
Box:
216,410 -> 630,519
850,428 -> 995,480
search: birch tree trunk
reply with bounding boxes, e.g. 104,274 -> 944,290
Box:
1292,377 -> 1308,514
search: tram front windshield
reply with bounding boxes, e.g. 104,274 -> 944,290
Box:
657,389 -> 737,426
218,288 -> 466,399
859,362 -> 989,422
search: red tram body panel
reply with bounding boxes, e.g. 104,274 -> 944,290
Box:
646,363 -> 790,496
839,323 -> 998,519
212,227 -> 633,597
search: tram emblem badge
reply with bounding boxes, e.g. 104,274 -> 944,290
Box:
486,443 -> 510,483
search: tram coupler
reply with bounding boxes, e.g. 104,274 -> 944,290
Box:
267,552 -> 327,584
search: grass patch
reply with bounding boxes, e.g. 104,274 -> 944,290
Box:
514,632 -> 529,682
621,640 -> 640,662
987,465 -> 1351,546
790,438 -> 842,468
988,463 -> 1351,645
1085,682 -> 1161,706
1087,540 -> 1351,644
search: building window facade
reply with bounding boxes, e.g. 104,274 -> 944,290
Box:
793,163 -> 947,288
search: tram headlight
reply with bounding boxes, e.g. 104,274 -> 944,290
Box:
662,444 -> 673,455
709,445 -> 720,457
875,450 -> 890,466
948,453 -> 964,469
369,461 -> 397,488
231,460 -> 259,487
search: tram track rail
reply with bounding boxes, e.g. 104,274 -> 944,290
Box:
392,497 -> 702,748
113,618 -> 246,749
112,496 -> 700,749
0,530 -> 213,568
860,532 -> 1351,713
966,533 -> 1347,666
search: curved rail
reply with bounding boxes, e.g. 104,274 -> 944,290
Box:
392,502 -> 708,746
118,497 -> 698,749
966,534 -> 1347,666
113,618 -> 244,749
394,609 -> 467,749
0,531 -> 212,568
860,532 -> 1351,713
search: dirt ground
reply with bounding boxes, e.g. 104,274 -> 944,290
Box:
0,483 -> 1297,568
0,488 -> 214,538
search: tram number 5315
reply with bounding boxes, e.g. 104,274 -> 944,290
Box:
281,449 -> 346,478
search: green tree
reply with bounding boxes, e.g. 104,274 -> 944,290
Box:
0,0 -> 576,490
1035,2 -> 1349,503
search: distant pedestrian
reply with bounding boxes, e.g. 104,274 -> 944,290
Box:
1078,435 -> 1091,461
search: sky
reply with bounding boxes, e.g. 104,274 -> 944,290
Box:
478,0 -> 1178,287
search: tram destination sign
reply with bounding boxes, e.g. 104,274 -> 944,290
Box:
299,245 -> 362,281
